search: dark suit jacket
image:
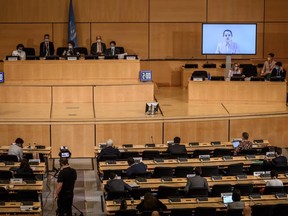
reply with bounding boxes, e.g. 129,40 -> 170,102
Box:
104,178 -> 132,192
271,68 -> 286,78
167,144 -> 187,155
126,162 -> 147,178
39,41 -> 55,57
97,146 -> 120,161
91,42 -> 106,55
136,199 -> 167,212
272,155 -> 287,167
105,47 -> 121,56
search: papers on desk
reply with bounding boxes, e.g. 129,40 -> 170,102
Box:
128,182 -> 140,188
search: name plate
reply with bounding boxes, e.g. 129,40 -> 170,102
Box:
7,56 -> 18,61
67,56 -> 78,60
125,55 -> 137,60
10,178 -> 23,184
193,77 -> 204,81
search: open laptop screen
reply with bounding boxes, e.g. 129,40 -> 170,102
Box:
232,141 -> 240,148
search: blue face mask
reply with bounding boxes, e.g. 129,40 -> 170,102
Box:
275,66 -> 280,70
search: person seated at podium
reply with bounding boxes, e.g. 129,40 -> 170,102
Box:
105,41 -> 121,56
234,132 -> 253,155
136,192 -> 167,212
91,35 -> 106,55
227,189 -> 244,210
265,170 -> 283,187
62,41 -> 78,56
184,167 -> 210,194
12,44 -> 26,60
261,53 -> 276,79
270,62 -> 286,79
263,147 -> 287,169
15,158 -> 33,175
97,139 -> 120,161
228,63 -> 242,78
104,172 -> 131,192
8,137 -> 24,161
166,136 -> 187,157
126,157 -> 147,178
39,34 -> 55,57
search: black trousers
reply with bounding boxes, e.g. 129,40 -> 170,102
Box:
57,192 -> 73,216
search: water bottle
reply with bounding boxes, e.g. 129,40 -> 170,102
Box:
207,72 -> 211,80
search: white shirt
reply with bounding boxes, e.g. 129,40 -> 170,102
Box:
8,143 -> 23,161
12,50 -> 26,60
266,178 -> 283,187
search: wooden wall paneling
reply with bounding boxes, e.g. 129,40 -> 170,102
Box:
0,24 -> 52,60
149,23 -> 203,59
0,0 -> 68,22
150,0 -> 206,22
75,0 -> 148,22
51,124 -> 95,157
163,120 -> 229,143
53,23 -> 91,50
95,122 -> 163,147
94,84 -> 154,103
230,116 -> 288,148
91,23 -> 149,59
265,0 -> 288,22
0,125 -> 50,147
264,23 -> 288,59
52,86 -> 93,103
0,86 -> 51,103
207,0 -> 264,22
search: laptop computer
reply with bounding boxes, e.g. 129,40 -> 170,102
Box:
232,140 -> 240,148
222,193 -> 233,206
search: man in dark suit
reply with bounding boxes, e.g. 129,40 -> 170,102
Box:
104,172 -> 132,192
97,139 -> 120,161
91,35 -> 106,55
39,34 -> 55,57
167,136 -> 187,157
126,157 -> 147,178
263,147 -> 287,170
270,61 -> 286,79
105,41 -> 121,56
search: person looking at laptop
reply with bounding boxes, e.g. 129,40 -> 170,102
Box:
126,157 -> 147,178
263,147 -> 287,170
227,189 -> 244,210
228,63 -> 242,78
234,132 -> 253,155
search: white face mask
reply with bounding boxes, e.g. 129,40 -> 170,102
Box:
97,39 -> 101,42
68,45 -> 73,49
44,38 -> 49,43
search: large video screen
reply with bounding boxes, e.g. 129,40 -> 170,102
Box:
202,23 -> 257,55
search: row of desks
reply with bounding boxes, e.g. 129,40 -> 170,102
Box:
98,155 -> 265,172
105,195 -> 288,214
0,146 -> 51,156
0,162 -> 46,175
0,202 -> 41,215
95,141 -> 269,155
0,181 -> 43,192
102,174 -> 288,189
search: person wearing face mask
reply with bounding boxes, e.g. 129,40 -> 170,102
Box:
12,44 -> 26,60
270,61 -> 286,79
215,29 -> 239,54
261,53 -> 276,79
39,34 -> 55,57
105,41 -> 121,56
62,41 -> 77,56
228,63 -> 242,78
91,35 -> 106,55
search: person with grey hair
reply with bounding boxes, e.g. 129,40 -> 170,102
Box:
97,139 -> 120,161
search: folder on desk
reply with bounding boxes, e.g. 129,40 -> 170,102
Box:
249,194 -> 261,199
199,155 -> 210,161
275,193 -> 287,199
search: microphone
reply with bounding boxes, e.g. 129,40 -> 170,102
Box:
150,136 -> 154,144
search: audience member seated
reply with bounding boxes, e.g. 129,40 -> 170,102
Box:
104,172 -> 132,192
105,41 -> 121,56
263,147 -> 287,170
8,137 -> 24,161
234,132 -> 253,155
270,61 -> 286,79
62,41 -> 79,56
261,53 -> 276,79
228,63 -> 242,78
184,167 -> 210,194
97,139 -> 120,161
166,136 -> 187,157
15,158 -> 33,175
11,44 -> 26,60
136,192 -> 167,212
126,157 -> 147,178
265,170 -> 283,187
91,35 -> 106,55
151,211 -> 160,216
227,189 -> 245,210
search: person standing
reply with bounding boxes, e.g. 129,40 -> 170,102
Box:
39,34 -> 55,57
54,158 -> 77,216
91,35 -> 106,55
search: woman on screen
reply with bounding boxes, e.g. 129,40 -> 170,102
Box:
215,29 -> 239,54
228,63 -> 242,78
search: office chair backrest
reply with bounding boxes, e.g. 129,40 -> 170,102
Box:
23,48 -> 35,56
157,186 -> 179,199
116,47 -> 125,54
192,71 -> 208,79
1,154 -> 18,162
186,187 -> 209,198
211,184 -> 232,197
193,149 -> 211,158
226,163 -> 244,175
152,167 -> 173,178
115,209 -> 137,216
194,207 -> 216,216
263,186 -> 285,195
130,188 -> 151,199
251,205 -> 273,216
142,151 -> 160,160
213,148 -> 232,157
56,47 -> 67,56
174,166 -> 194,178
242,65 -> 257,77
120,151 -> 139,159
201,166 -> 219,177
0,187 -> 9,201
234,183 -> 254,196
75,47 -> 88,55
